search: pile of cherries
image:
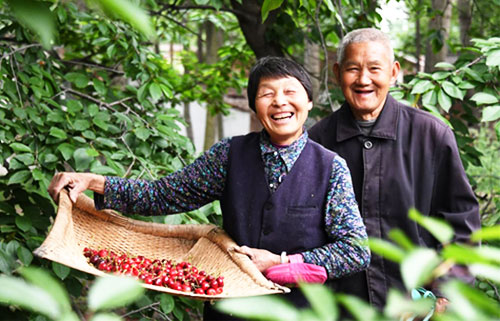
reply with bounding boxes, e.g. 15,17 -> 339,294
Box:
83,247 -> 224,295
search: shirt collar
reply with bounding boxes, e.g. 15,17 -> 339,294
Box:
336,94 -> 399,142
259,130 -> 308,172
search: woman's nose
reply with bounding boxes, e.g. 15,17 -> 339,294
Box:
273,91 -> 287,106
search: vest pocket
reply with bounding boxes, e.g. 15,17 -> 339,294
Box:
287,205 -> 319,216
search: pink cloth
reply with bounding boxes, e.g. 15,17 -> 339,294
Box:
264,260 -> 327,285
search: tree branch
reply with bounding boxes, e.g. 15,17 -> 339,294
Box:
62,59 -> 125,75
120,302 -> 161,318
314,0 -> 335,110
150,3 -> 250,20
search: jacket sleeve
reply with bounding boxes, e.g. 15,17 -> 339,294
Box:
429,126 -> 480,295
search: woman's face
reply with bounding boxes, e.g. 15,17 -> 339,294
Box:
255,76 -> 313,146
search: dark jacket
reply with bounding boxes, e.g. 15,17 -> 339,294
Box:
309,94 -> 480,309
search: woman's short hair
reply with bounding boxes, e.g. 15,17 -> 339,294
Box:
247,56 -> 313,112
337,28 -> 394,64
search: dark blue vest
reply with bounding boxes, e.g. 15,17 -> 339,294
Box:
204,133 -> 337,320
221,132 -> 334,256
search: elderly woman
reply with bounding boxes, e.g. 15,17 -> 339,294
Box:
48,56 -> 370,320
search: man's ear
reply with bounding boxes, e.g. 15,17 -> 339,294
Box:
391,60 -> 401,85
333,63 -> 341,85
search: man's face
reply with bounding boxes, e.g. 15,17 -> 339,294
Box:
334,41 -> 400,120
255,76 -> 312,146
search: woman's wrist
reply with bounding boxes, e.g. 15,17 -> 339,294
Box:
89,174 -> 105,194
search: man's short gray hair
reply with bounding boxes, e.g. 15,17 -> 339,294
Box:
337,28 -> 394,64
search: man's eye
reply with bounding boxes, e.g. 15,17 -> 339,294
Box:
259,92 -> 273,97
346,67 -> 359,72
285,90 -> 296,94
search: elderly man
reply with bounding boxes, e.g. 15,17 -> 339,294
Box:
309,28 -> 480,311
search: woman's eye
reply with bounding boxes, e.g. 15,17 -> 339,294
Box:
259,92 -> 273,98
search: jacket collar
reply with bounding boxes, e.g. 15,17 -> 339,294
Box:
336,94 -> 399,142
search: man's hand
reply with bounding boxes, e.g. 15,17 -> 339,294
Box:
234,245 -> 283,272
48,172 -> 105,203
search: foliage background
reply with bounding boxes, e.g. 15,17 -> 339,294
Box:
0,0 -> 499,320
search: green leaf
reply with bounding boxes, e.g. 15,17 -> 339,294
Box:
9,142 -> 32,153
0,275 -> 61,319
94,0 -> 154,39
481,106 -> 500,122
261,0 -> 284,22
401,248 -> 440,290
73,119 -> 91,131
411,80 -> 434,94
434,62 -> 455,71
67,100 -> 83,114
486,49 -> 500,67
52,262 -> 70,280
8,170 -> 31,185
471,225 -> 500,242
93,79 -> 107,96
159,294 -> 174,314
73,148 -> 93,171
421,89 -> 437,109
15,215 -> 32,232
215,296 -> 299,320
337,294 -> 379,321
441,281 -> 486,320
50,127 -> 67,139
90,313 -> 123,321
368,238 -> 405,263
88,275 -> 144,311
408,208 -> 454,244
148,82 -> 162,102
96,137 -> 118,148
323,0 -> 335,12
437,89 -> 452,112
300,283 -> 337,321
135,127 -> 151,141
384,289 -> 434,319
388,229 -> 415,251
442,81 -> 464,100
469,264 -> 500,283
17,246 -> 33,266
57,143 -> 75,161
65,72 -> 89,88
470,92 -> 499,105
20,267 -> 71,313
7,0 -> 56,48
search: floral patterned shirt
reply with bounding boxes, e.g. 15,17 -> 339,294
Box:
95,130 -> 370,279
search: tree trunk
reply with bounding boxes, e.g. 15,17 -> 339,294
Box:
304,37 -> 321,103
203,20 -> 224,151
457,0 -> 472,46
415,0 -> 422,73
424,0 -> 453,72
230,0 -> 283,58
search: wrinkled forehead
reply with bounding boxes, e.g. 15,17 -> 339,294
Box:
341,41 -> 394,65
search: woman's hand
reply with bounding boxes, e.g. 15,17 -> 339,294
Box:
48,172 -> 105,203
234,245 -> 283,272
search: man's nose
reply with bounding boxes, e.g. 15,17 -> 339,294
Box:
356,69 -> 371,85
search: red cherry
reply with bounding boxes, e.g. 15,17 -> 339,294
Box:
181,284 -> 192,292
206,288 -> 216,295
201,281 -> 210,291
195,288 -> 205,295
98,249 -> 108,258
216,287 -> 223,294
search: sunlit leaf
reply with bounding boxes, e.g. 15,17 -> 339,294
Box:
469,264 -> 500,283
471,225 -> 500,242
434,62 -> 455,70
92,0 -> 154,39
368,238 -> 405,263
384,289 -> 434,319
7,170 -> 31,185
300,283 -> 337,321
20,267 -> 71,312
337,294 -> 380,321
0,275 -> 61,319
437,89 -> 452,112
408,208 -> 454,244
442,81 -> 464,100
401,248 -> 440,290
215,296 -> 299,321
88,275 -> 144,311
9,142 -> 32,153
486,49 -> 500,67
481,105 -> 500,122
470,92 -> 499,105
261,0 -> 284,22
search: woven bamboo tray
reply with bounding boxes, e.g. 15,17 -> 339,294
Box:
34,190 -> 289,300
